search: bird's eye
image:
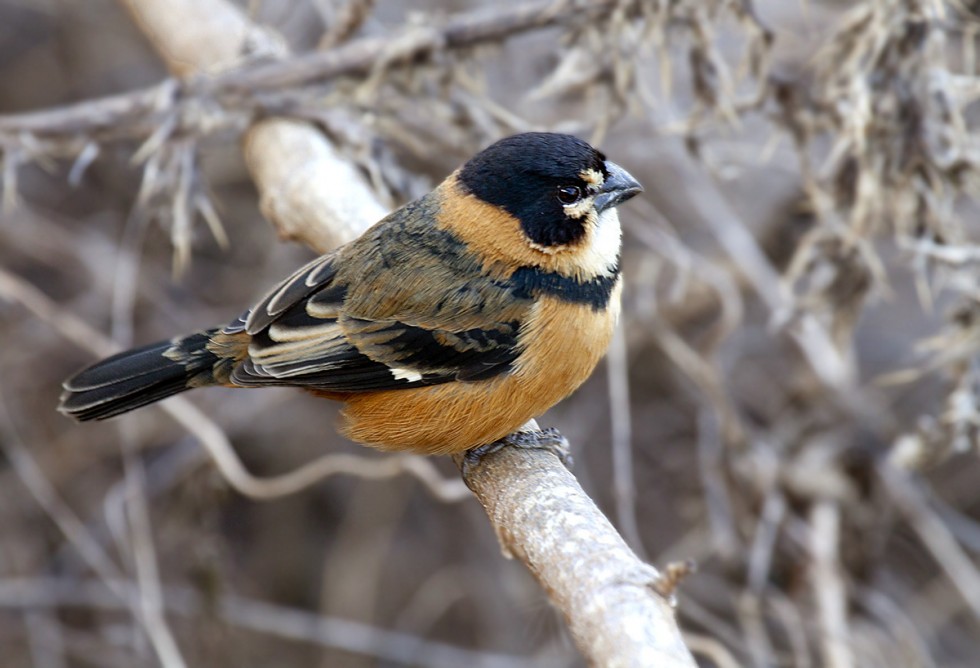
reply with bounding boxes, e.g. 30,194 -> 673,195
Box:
557,185 -> 583,205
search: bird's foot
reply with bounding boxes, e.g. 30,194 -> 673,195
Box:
461,427 -> 573,480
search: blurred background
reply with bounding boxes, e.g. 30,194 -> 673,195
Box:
2,0 -> 980,666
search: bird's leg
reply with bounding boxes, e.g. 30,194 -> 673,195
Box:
461,427 -> 573,480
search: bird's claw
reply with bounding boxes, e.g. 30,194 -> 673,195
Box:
461,427 -> 573,480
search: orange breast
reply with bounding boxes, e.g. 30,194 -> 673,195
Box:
337,282 -> 622,454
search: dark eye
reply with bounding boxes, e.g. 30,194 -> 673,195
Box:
557,185 -> 583,205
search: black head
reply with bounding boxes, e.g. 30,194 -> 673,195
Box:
457,133 -> 642,248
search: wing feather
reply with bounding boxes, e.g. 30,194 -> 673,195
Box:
230,203 -> 532,393
245,254 -> 339,335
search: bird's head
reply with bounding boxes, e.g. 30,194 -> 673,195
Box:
445,132 -> 642,280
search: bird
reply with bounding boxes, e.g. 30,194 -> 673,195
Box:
59,132 -> 642,457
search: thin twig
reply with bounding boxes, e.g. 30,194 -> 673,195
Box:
881,463 -> 980,623
318,0 -> 376,50
117,428 -> 188,668
809,501 -> 854,668
606,322 -> 647,557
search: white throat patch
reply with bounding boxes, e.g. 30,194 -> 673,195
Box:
581,208 -> 622,278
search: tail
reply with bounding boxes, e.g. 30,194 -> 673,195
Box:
59,329 -> 225,421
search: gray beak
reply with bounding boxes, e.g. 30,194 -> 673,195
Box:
594,161 -> 643,214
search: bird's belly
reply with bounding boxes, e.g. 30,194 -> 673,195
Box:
339,284 -> 621,454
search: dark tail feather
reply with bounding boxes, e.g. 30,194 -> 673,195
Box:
59,330 -> 221,421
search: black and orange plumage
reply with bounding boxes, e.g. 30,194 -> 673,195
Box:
59,133 -> 642,455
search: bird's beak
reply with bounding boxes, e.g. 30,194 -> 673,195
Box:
595,161 -> 643,214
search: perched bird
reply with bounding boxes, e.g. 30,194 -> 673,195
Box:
59,132 -> 642,456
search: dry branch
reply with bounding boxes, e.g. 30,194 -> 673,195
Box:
809,501 -> 854,668
456,443 -> 696,667
120,0 -> 286,76
244,118 -> 387,252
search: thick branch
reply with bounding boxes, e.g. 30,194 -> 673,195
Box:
120,0 -> 286,76
457,445 -> 695,667
243,118 -> 385,252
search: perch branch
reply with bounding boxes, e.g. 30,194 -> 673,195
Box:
454,439 -> 696,667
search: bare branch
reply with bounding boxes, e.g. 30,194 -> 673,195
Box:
880,462 -> 980,624
456,443 -> 697,668
244,118 -> 387,251
119,0 -> 286,76
809,501 -> 854,668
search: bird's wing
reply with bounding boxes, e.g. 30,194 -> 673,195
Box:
227,227 -> 530,392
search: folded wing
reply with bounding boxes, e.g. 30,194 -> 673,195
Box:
229,251 -> 528,392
